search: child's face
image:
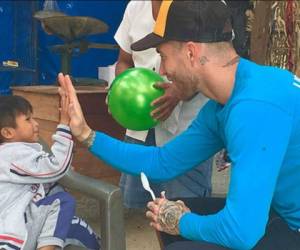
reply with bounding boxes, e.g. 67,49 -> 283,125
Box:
13,112 -> 39,143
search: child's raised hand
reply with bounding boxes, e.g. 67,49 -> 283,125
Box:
58,85 -> 70,126
57,73 -> 91,142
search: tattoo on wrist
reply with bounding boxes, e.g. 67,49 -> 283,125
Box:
157,200 -> 186,235
81,130 -> 96,148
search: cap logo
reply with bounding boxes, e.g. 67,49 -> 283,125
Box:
154,0 -> 173,37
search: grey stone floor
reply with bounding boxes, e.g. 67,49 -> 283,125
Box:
75,198 -> 159,250
74,160 -> 230,250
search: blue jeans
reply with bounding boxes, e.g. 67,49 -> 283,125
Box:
119,129 -> 212,208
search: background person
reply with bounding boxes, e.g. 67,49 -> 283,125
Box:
114,0 -> 212,209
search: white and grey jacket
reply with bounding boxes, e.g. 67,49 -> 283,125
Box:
0,124 -> 73,249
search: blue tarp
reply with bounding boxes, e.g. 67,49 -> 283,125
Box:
0,0 -> 127,93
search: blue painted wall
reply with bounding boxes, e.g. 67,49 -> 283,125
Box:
0,1 -> 16,94
0,0 -> 127,93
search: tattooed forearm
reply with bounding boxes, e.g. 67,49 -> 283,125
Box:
157,200 -> 188,235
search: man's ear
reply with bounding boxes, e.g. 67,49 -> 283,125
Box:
1,127 -> 15,141
185,42 -> 200,67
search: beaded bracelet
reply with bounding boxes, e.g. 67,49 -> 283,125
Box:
81,130 -> 96,148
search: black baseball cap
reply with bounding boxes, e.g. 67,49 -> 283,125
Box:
131,0 -> 233,51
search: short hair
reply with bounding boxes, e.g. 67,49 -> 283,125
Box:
0,95 -> 33,142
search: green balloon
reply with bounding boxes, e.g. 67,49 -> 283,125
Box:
108,68 -> 164,131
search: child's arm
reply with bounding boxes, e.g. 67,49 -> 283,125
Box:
6,88 -> 74,184
7,125 -> 73,184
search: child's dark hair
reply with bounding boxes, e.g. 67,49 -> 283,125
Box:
0,95 -> 32,142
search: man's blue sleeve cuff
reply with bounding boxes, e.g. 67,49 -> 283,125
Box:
179,212 -> 202,240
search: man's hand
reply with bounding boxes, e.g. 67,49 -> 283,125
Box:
151,83 -> 181,121
146,192 -> 190,235
57,73 -> 91,141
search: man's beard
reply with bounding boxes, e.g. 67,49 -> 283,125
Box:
174,76 -> 199,101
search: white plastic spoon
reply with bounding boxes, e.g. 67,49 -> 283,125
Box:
141,172 -> 156,200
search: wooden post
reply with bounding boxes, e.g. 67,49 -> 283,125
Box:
250,1 -> 273,64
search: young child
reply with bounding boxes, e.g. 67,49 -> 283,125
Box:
0,94 -> 100,250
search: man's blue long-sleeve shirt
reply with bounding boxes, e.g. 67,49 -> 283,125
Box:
90,59 -> 300,249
